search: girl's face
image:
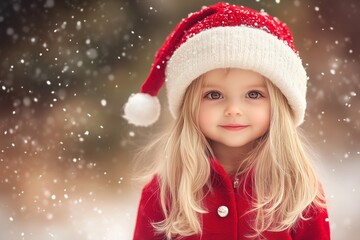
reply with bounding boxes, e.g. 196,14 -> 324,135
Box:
199,68 -> 270,155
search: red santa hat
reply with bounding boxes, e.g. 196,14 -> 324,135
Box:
123,2 -> 307,127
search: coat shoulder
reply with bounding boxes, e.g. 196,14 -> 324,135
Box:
292,204 -> 330,240
133,175 -> 164,240
139,175 -> 162,211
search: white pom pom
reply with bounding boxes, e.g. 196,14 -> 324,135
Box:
123,93 -> 160,127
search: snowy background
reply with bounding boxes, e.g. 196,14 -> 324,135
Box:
0,0 -> 359,239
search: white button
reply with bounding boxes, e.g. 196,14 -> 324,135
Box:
217,205 -> 229,217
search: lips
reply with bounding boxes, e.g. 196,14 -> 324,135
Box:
219,124 -> 248,131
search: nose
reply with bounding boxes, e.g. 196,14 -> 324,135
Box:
224,101 -> 243,117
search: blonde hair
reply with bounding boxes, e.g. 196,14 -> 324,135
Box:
246,80 -> 326,237
134,74 -> 326,239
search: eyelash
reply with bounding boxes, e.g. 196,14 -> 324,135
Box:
246,91 -> 263,99
204,90 -> 264,100
204,91 -> 223,100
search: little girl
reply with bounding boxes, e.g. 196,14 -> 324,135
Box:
124,2 -> 330,240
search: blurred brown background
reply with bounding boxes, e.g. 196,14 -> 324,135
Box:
0,0 -> 359,239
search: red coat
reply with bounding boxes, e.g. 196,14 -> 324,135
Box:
134,160 -> 330,239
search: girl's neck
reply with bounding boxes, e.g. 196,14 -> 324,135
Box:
210,141 -> 255,175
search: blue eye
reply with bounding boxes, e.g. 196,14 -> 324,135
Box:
247,91 -> 262,99
205,91 -> 223,99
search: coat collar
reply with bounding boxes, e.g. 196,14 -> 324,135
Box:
209,157 -> 253,194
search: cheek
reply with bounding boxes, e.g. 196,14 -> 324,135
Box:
249,104 -> 271,128
199,104 -> 216,130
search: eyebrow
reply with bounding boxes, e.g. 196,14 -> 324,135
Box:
202,84 -> 221,89
244,84 -> 267,89
202,83 -> 267,89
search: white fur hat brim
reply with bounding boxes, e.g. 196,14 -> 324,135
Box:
165,26 -> 307,126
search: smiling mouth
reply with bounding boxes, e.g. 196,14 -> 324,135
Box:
219,125 -> 248,131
